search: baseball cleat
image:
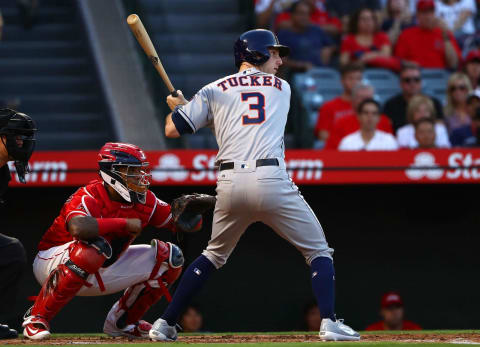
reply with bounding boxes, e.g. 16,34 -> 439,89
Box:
0,324 -> 18,339
22,316 -> 51,340
319,318 -> 360,341
149,318 -> 177,341
104,319 -> 152,339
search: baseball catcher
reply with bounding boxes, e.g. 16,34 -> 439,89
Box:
22,142 -> 215,340
0,108 -> 36,340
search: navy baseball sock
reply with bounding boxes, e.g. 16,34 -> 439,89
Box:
310,256 -> 336,321
162,254 -> 216,326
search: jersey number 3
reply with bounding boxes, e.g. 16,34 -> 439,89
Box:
241,92 -> 265,125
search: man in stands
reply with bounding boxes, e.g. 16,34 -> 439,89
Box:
394,0 -> 461,69
314,63 -> 363,143
414,118 -> 437,149
338,99 -> 398,150
366,292 -> 421,331
325,83 -> 393,149
463,50 -> 480,90
383,63 -> 444,132
277,1 -> 335,71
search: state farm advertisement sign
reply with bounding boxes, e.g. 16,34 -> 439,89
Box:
7,149 -> 480,187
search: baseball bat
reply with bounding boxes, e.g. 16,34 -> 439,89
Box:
126,14 -> 178,97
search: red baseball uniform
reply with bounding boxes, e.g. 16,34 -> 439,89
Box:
38,180 -> 173,263
366,320 -> 422,331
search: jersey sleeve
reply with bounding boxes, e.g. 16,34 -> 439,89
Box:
63,187 -> 101,223
172,87 -> 212,134
149,197 -> 173,229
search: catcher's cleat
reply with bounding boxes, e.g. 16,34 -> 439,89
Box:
0,324 -> 18,339
149,318 -> 177,341
319,318 -> 360,341
22,316 -> 51,340
104,319 -> 152,339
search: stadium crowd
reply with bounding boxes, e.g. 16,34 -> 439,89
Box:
255,0 -> 480,150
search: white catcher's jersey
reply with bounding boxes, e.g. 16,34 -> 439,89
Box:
174,67 -> 291,162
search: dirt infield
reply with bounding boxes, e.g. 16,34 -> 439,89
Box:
3,332 -> 480,345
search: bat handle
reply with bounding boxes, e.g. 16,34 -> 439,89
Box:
171,90 -> 179,97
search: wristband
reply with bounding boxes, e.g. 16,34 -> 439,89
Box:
97,218 -> 128,236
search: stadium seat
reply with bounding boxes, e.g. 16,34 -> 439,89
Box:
421,69 -> 450,106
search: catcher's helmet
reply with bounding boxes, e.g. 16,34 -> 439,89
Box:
0,108 -> 37,184
98,142 -> 152,204
234,29 -> 289,68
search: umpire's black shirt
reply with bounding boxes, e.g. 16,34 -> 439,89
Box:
0,164 -> 16,249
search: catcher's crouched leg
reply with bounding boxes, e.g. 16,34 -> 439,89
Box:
103,240 -> 183,339
23,238 -> 111,340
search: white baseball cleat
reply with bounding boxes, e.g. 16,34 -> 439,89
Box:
22,316 -> 51,340
319,318 -> 361,341
103,319 -> 152,339
149,318 -> 177,341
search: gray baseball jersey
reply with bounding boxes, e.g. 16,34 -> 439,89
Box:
174,68 -> 290,163
173,67 -> 333,269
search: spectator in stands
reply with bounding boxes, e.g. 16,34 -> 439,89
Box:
366,292 -> 422,331
314,63 -> 364,142
179,305 -> 204,333
444,72 -> 473,133
339,8 -> 395,69
0,9 -> 3,40
450,88 -> 480,146
383,63 -> 444,132
414,118 -> 437,149
277,1 -> 335,71
303,300 -> 322,331
326,83 -> 394,149
394,0 -> 462,69
397,95 -> 451,148
325,0 -> 382,32
435,0 -> 477,41
381,0 -> 415,46
463,49 -> 480,89
339,98 -> 398,150
275,0 -> 342,37
255,0 -> 297,29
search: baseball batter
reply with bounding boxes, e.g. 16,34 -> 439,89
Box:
150,29 -> 360,341
21,143 -> 212,340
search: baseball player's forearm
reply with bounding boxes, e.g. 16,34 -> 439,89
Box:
165,113 -> 181,138
68,216 -> 141,240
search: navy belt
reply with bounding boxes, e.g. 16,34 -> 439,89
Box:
219,158 -> 279,171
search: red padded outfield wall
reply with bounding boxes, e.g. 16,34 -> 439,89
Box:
7,149 -> 480,186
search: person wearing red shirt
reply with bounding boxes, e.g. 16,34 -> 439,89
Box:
394,0 -> 461,69
325,83 -> 393,149
22,143 -> 207,340
315,62 -> 364,142
366,292 -> 422,331
340,8 -> 393,68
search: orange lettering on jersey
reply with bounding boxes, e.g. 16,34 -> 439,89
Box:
227,77 -> 238,87
274,77 -> 282,91
263,76 -> 272,86
217,80 -> 228,92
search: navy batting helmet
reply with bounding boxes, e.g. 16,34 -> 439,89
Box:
234,29 -> 289,68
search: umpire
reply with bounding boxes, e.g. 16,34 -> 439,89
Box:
0,108 -> 36,339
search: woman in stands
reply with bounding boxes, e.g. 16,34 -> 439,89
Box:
381,0 -> 414,46
444,72 -> 473,134
396,95 -> 451,148
339,8 -> 395,69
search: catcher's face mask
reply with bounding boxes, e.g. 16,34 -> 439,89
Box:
0,109 -> 37,184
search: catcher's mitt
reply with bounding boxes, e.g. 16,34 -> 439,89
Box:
171,193 -> 216,232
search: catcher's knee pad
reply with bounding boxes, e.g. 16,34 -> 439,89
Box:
107,240 -> 184,329
26,238 -> 111,323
